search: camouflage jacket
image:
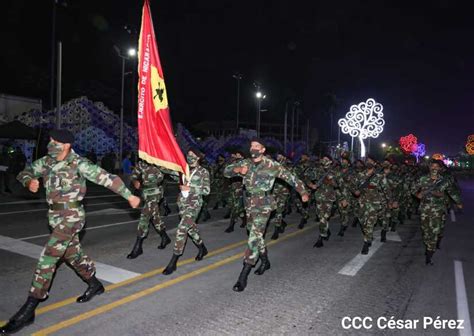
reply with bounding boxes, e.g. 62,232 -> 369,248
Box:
17,150 -> 131,205
186,165 -> 211,197
304,166 -> 338,202
131,160 -> 178,196
412,175 -> 461,210
356,169 -> 391,203
224,158 -> 244,190
223,156 -> 309,198
335,168 -> 358,201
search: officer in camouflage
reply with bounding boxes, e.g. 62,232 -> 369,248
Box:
335,156 -> 356,237
0,130 -> 140,335
224,138 -> 309,292
163,148 -> 211,275
223,150 -> 246,233
294,154 -> 311,229
412,160 -> 462,264
305,154 -> 338,248
355,157 -> 391,254
126,159 -> 179,259
268,153 -> 291,240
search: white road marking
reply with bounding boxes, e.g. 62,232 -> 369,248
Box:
450,209 -> 457,223
0,235 -> 140,283
338,240 -> 383,276
454,260 -> 472,336
338,230 -> 402,276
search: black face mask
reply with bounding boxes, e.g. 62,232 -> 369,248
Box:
250,149 -> 261,159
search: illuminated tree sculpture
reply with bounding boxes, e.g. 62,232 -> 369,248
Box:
399,134 -> 418,154
338,98 -> 385,158
412,143 -> 426,162
466,134 -> 474,155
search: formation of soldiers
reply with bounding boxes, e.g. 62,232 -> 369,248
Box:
0,132 -> 464,335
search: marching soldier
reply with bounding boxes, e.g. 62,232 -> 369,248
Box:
223,150 -> 246,233
224,138 -> 309,292
162,148 -> 210,275
294,154 -> 311,229
126,159 -> 179,259
269,153 -> 291,240
412,160 -> 462,264
0,130 -> 140,334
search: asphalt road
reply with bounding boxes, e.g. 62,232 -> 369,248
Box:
0,178 -> 473,335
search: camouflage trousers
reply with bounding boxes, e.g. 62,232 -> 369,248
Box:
228,187 -> 245,220
360,200 -> 384,242
294,191 -> 309,219
137,192 -> 165,238
315,199 -> 334,237
244,196 -> 275,266
420,206 -> 444,252
270,191 -> 290,229
173,195 -> 203,255
383,206 -> 400,231
30,208 -> 95,299
212,180 -> 226,207
338,198 -> 352,227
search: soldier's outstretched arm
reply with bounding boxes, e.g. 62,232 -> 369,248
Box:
16,156 -> 48,187
160,167 -> 180,182
276,165 -> 309,199
78,159 -> 132,200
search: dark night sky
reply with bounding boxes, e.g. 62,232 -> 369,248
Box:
0,0 -> 473,154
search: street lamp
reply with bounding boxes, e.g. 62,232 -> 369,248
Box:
232,73 -> 242,131
256,91 -> 266,137
381,143 -> 387,148
114,46 -> 136,163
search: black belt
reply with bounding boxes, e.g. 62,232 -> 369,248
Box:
246,191 -> 270,197
49,201 -> 83,211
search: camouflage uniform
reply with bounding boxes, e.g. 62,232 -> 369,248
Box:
225,158 -> 246,226
293,159 -> 311,224
412,174 -> 461,253
131,161 -> 178,238
356,168 -> 391,245
305,162 -> 337,239
384,169 -> 403,232
16,150 -> 132,299
224,156 -> 309,266
335,166 -> 356,229
211,159 -> 227,209
173,165 -> 210,255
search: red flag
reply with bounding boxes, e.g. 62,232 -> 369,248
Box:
137,0 -> 189,178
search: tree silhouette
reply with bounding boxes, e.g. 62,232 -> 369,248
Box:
338,98 -> 384,158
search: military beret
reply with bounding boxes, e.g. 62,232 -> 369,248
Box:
50,129 -> 74,144
188,147 -> 203,158
250,137 -> 266,147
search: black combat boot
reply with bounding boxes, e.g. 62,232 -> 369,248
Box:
361,241 -> 370,255
213,203 -> 219,210
271,227 -> 280,240
436,237 -> 442,249
163,254 -> 180,275
195,243 -> 208,261
224,217 -> 236,233
337,225 -> 347,237
322,229 -> 331,241
407,210 -> 412,220
298,217 -> 307,229
315,215 -> 320,223
254,253 -> 271,275
0,297 -> 39,334
425,250 -> 434,265
233,263 -> 253,292
126,237 -> 144,259
240,215 -> 247,228
280,219 -> 287,233
381,229 -> 387,242
352,217 -> 359,227
313,236 -> 324,248
202,208 -> 211,221
157,230 -> 171,250
223,208 -> 231,219
77,275 -> 105,303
